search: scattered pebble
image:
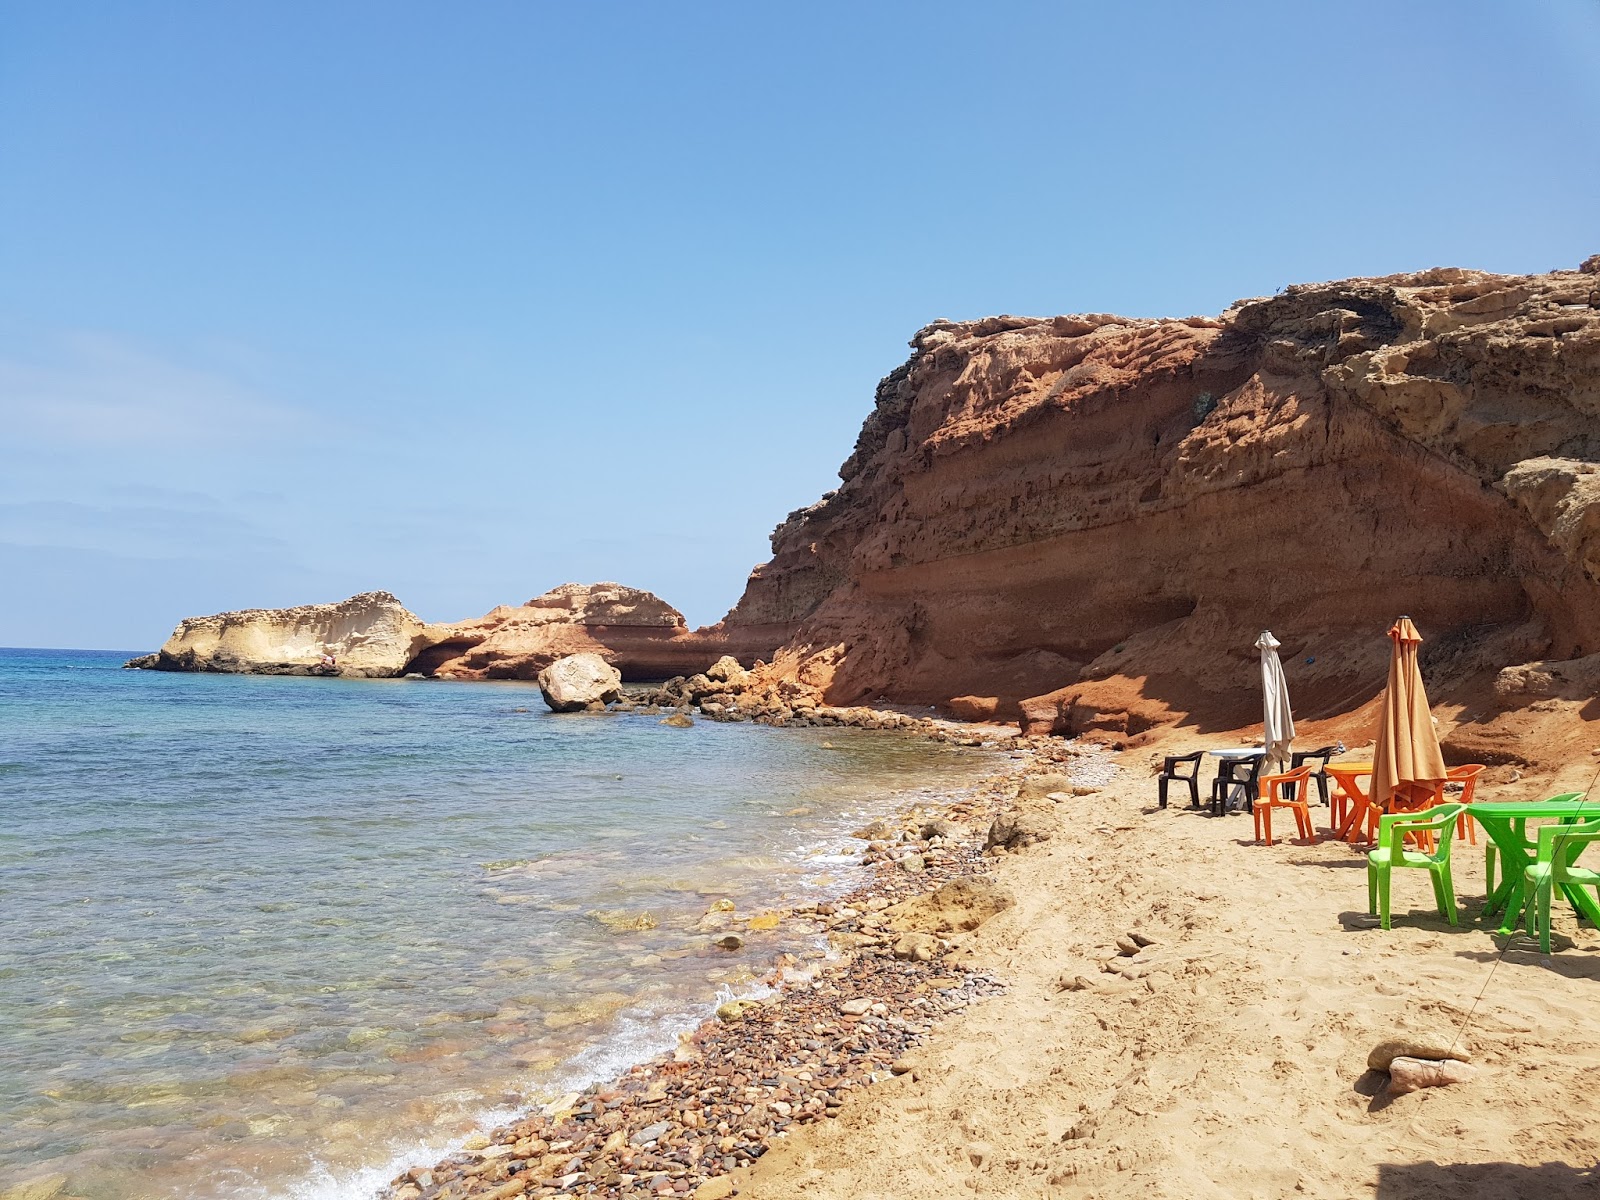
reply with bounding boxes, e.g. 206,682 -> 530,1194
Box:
374,728 -> 1083,1200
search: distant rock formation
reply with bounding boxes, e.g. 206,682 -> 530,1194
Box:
127,591 -> 447,678
130,582 -> 788,683
413,582 -> 786,681
723,259 -> 1600,766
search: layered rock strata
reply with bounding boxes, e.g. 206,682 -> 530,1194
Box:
129,583 -> 789,683
415,583 -> 787,681
722,260 -> 1600,764
128,591 -> 446,678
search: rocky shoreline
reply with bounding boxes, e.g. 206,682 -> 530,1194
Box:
614,658 -> 1016,748
378,735 -> 1115,1200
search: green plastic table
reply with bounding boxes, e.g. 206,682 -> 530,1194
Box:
1467,800 -> 1600,935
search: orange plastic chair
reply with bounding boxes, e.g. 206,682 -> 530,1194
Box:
1387,780 -> 1448,852
1444,765 -> 1485,846
1253,765 -> 1316,846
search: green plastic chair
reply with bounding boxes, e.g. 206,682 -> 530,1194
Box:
1367,804 -> 1466,930
1522,816 -> 1600,954
1484,792 -> 1583,895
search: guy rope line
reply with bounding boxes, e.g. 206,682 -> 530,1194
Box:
1447,756 -> 1600,1060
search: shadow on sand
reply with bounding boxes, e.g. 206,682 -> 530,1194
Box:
1374,1160 -> 1596,1199
1453,941 -> 1600,982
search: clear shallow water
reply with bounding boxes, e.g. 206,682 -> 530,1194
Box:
0,648 -> 985,1200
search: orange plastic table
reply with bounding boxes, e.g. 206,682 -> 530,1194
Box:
1328,763 -> 1447,847
1327,762 -> 1375,842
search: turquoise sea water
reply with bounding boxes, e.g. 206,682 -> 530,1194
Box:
0,648 -> 985,1200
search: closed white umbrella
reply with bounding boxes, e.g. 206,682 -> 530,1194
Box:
1257,630 -> 1296,775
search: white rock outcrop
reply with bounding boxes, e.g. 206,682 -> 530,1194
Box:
134,591 -> 444,677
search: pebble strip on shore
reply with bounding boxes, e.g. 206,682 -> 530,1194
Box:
382,729 -> 1117,1200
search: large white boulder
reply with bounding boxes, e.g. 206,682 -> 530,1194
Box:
537,652 -> 623,712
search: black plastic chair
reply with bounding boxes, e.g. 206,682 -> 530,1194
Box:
1157,751 -> 1204,808
1290,745 -> 1339,806
1210,753 -> 1266,816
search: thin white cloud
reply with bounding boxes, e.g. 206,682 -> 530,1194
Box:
0,331 -> 306,449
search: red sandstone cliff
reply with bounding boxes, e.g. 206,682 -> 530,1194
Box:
726,261 -> 1600,767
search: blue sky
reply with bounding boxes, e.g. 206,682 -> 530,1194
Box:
2,2 -> 1598,649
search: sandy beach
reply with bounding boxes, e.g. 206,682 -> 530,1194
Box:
739,733 -> 1600,1200
381,726 -> 1600,1200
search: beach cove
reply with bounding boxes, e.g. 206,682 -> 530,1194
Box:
0,650 -> 995,1200
369,724 -> 1600,1200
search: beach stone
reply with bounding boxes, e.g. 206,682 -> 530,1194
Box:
1386,1056 -> 1477,1095
985,811 -> 1052,851
0,1176 -> 67,1200
632,1121 -> 673,1145
1369,1035 -> 1470,1072
840,997 -> 873,1016
662,712 -> 695,728
705,656 -> 748,685
462,1133 -> 491,1151
1055,973 -> 1096,992
715,934 -> 744,950
897,854 -> 926,873
892,933 -> 939,962
716,999 -> 760,1022
1018,773 -> 1074,801
537,653 -> 623,712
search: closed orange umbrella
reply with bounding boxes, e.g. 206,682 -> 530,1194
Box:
1371,616 -> 1448,811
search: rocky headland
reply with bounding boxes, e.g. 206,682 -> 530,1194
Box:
128,583 -> 788,685
124,591 -> 445,678
130,260 -> 1600,765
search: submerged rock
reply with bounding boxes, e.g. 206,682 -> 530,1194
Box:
0,1175 -> 68,1200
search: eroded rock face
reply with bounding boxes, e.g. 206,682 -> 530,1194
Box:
886,876 -> 1015,935
415,583 -> 783,681
537,653 -> 623,712
133,592 -> 445,678
725,262 -> 1600,752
